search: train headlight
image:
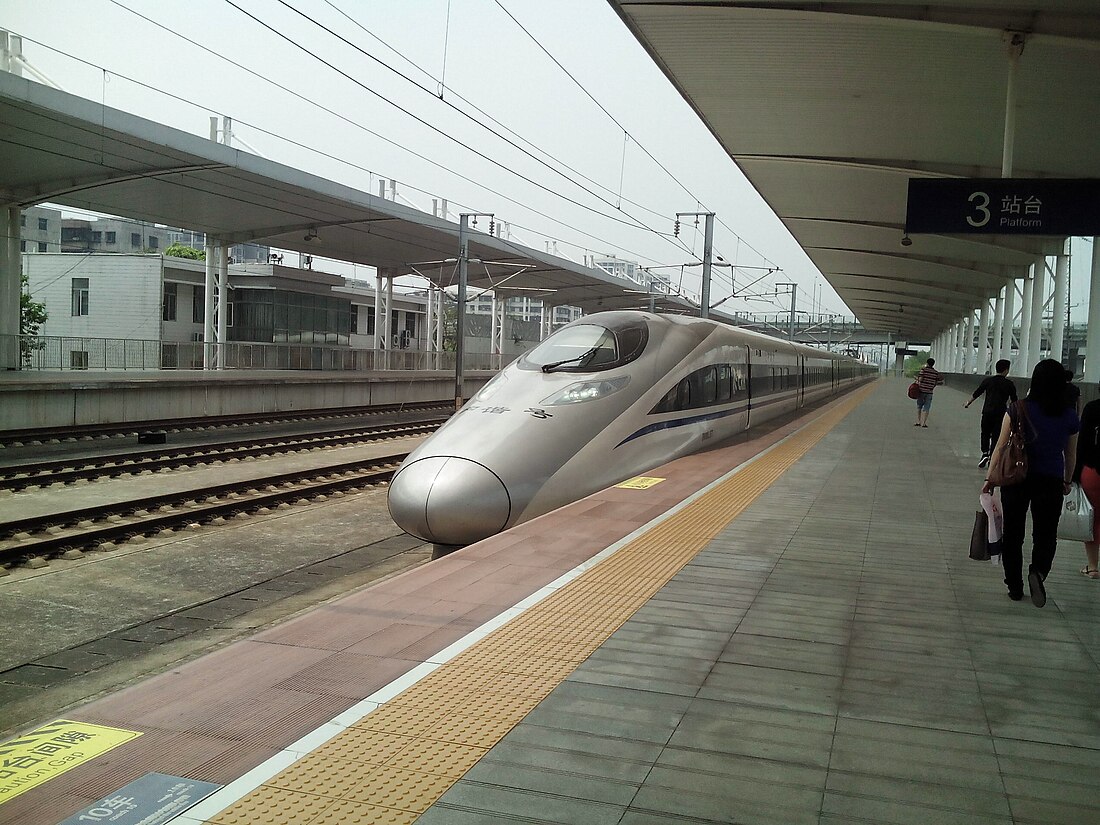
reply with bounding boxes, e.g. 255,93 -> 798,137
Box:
541,375 -> 630,405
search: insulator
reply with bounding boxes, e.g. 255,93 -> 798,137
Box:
674,220 -> 680,237
489,220 -> 495,235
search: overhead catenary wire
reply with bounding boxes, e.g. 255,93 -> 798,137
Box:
53,13 -> 676,268
224,0 -> 696,258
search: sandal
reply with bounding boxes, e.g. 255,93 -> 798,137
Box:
1080,567 -> 1100,579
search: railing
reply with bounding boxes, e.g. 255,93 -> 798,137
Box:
5,334 -> 505,372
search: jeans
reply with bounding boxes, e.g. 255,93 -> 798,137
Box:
1000,474 -> 1065,594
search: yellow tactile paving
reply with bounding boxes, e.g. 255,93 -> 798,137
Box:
203,384 -> 873,823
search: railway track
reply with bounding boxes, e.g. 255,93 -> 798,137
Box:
0,453 -> 410,568
0,418 -> 445,491
0,400 -> 452,448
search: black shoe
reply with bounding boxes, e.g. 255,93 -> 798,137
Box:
978,454 -> 990,469
1007,591 -> 1023,601
1028,570 -> 1046,608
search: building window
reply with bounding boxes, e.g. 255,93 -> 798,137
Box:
20,214 -> 26,227
20,241 -> 26,252
366,305 -> 375,336
351,308 -> 358,335
38,217 -> 48,231
105,231 -> 116,244
163,282 -> 177,322
71,278 -> 89,316
37,242 -> 47,253
148,236 -> 158,250
70,350 -> 89,370
193,286 -> 205,323
131,232 -> 141,248
91,231 -> 102,243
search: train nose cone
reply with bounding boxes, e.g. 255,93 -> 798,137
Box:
388,456 -> 511,545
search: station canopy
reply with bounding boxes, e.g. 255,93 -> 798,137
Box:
0,71 -> 715,318
608,0 -> 1100,341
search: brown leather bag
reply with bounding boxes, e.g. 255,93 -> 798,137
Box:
987,401 -> 1029,487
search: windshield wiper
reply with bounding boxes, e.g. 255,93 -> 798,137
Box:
541,345 -> 602,373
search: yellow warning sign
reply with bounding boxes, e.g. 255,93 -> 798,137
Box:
0,720 -> 142,804
615,476 -> 665,490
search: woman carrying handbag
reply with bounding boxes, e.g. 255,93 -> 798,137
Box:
982,360 -> 1079,606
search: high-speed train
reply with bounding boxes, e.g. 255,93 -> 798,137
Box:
388,311 -> 876,547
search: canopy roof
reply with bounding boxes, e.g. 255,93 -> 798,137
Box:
0,71 -> 712,317
608,0 -> 1100,340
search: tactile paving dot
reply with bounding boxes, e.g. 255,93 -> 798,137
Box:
306,799 -> 420,825
385,738 -> 487,776
311,728 -> 415,765
262,752 -> 364,797
341,765 -> 455,808
210,786 -> 334,825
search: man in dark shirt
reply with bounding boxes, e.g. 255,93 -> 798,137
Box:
964,359 -> 1017,468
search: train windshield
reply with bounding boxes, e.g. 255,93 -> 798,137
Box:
522,320 -> 648,373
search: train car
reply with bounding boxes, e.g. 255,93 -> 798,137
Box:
388,310 -> 875,547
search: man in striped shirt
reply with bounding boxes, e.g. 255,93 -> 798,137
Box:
914,358 -> 945,428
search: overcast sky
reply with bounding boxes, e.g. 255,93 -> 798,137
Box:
1,0 -> 1094,324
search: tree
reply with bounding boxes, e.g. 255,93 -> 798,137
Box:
20,272 -> 48,367
164,243 -> 205,260
904,350 -> 930,377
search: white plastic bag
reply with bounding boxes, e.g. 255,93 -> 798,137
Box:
980,491 -> 1003,554
1057,483 -> 1095,542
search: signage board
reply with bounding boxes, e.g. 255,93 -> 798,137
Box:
905,178 -> 1100,235
57,773 -> 221,825
0,720 -> 142,804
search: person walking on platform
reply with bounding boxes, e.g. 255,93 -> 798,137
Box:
982,359 -> 1079,606
1065,368 -> 1082,415
913,358 -> 944,427
964,360 -> 1017,468
1074,392 -> 1100,579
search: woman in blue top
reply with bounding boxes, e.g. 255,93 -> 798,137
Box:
982,359 -> 1079,607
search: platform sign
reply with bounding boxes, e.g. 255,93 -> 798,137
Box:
57,772 -> 221,825
905,178 -> 1100,235
616,476 -> 665,489
0,720 -> 142,804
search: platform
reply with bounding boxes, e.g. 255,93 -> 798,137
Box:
3,377 -> 1099,825
0,370 -> 492,431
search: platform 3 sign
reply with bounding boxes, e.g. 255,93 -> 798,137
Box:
905,178 -> 1100,235
0,720 -> 142,803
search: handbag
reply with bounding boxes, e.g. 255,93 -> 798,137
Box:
1057,482 -> 1095,542
907,382 -> 920,399
970,509 -> 990,560
986,402 -> 1029,487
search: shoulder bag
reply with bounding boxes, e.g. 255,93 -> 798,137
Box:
907,381 -> 920,399
986,401 -> 1029,487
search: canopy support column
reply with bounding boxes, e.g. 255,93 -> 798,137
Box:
992,286 -> 1005,367
962,312 -> 974,374
978,299 -> 991,373
1051,243 -> 1069,366
1,206 -> 20,370
1085,238 -> 1100,382
216,244 -> 228,370
1027,255 -> 1045,372
203,240 -> 216,370
1018,272 -> 1033,377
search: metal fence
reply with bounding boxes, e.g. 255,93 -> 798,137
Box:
7,334 -> 504,372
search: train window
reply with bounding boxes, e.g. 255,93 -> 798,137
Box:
701,367 -> 717,404
521,316 -> 648,373
717,365 -> 732,402
677,377 -> 692,409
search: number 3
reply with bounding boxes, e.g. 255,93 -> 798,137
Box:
967,191 -> 990,227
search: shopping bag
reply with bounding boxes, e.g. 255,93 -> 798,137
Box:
1057,482 -> 1095,542
907,382 -> 920,399
980,491 -> 1003,556
970,509 -> 990,561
